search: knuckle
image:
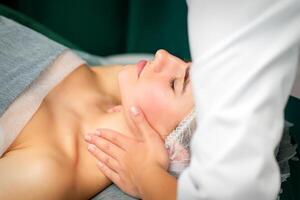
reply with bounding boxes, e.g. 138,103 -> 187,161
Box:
101,130 -> 108,137
95,149 -> 102,159
104,143 -> 110,150
88,135 -> 95,143
118,166 -> 126,175
110,135 -> 117,143
103,156 -> 109,165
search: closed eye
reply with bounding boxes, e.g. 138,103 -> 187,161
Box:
170,78 -> 176,91
181,67 -> 190,94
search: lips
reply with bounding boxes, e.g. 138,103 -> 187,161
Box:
137,60 -> 147,77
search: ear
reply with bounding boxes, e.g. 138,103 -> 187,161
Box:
107,105 -> 123,113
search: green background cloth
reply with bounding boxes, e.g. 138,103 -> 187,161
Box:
1,0 -> 190,59
0,1 -> 299,199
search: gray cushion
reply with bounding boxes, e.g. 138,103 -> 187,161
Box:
91,184 -> 138,200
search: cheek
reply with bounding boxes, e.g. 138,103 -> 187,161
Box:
136,84 -> 174,133
137,90 -> 168,116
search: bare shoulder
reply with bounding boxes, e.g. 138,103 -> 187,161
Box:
0,148 -> 74,200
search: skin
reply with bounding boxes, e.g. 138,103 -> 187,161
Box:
0,49 -> 193,199
118,49 -> 194,139
86,108 -> 179,199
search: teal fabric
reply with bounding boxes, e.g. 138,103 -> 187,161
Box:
1,0 -> 190,58
126,0 -> 190,60
0,4 -> 79,50
8,0 -> 129,56
285,97 -> 300,145
280,97 -> 300,200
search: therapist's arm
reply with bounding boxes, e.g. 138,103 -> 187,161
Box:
180,0 -> 300,200
135,165 -> 177,200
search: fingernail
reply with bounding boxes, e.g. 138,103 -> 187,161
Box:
130,106 -> 140,116
84,134 -> 92,142
88,144 -> 96,151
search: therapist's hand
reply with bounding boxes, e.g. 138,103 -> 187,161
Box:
84,106 -> 169,198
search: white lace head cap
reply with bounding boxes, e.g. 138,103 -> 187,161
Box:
165,109 -> 197,177
165,110 -> 298,181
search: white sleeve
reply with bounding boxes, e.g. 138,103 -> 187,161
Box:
178,1 -> 300,200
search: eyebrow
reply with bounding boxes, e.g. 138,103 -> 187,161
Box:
181,67 -> 190,94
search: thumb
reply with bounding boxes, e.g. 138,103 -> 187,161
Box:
129,106 -> 160,141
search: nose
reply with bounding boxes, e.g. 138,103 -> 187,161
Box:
152,49 -> 174,72
151,49 -> 187,72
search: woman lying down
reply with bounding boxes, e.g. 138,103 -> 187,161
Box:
0,16 -> 195,199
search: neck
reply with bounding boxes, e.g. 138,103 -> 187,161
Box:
84,111 -> 134,139
47,64 -> 134,140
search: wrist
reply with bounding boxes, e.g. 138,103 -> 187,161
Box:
135,165 -> 176,200
135,165 -> 161,196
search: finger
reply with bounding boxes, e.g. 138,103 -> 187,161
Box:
107,108 -> 114,113
129,106 -> 161,140
85,134 -> 125,160
97,161 -> 122,186
96,128 -> 134,150
107,105 -> 122,113
87,144 -> 120,173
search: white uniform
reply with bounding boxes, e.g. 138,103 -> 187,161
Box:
178,0 -> 300,199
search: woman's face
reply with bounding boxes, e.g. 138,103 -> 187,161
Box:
118,49 -> 194,138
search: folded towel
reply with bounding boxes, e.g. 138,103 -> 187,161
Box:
0,16 -> 67,115
0,16 -> 85,156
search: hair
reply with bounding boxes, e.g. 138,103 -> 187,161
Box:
164,109 -> 197,176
